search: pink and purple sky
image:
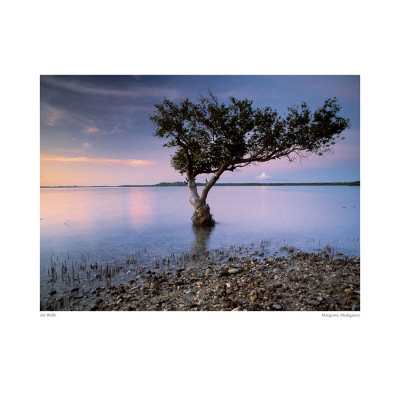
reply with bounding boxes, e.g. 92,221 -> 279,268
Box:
40,75 -> 359,186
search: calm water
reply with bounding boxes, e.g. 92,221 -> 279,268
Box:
40,186 -> 359,293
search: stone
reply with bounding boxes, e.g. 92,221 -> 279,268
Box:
228,268 -> 240,274
272,303 -> 282,310
305,298 -> 320,306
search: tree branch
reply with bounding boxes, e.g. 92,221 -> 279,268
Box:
199,162 -> 229,203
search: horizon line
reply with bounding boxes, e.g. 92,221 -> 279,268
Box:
40,180 -> 360,188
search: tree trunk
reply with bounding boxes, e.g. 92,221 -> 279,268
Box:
186,162 -> 228,226
187,177 -> 215,226
193,201 -> 214,226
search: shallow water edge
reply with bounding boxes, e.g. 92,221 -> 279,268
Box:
41,245 -> 360,312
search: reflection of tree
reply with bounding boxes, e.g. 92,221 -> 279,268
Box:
191,225 -> 214,253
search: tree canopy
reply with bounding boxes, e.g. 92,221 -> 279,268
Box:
151,93 -> 350,178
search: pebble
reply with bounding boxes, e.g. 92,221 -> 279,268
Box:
43,249 -> 360,312
305,298 -> 320,306
228,268 -> 240,274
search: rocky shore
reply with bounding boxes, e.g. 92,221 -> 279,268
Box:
42,249 -> 360,311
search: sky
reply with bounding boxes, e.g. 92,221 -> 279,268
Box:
40,75 -> 360,186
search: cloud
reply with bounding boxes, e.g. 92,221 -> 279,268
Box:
83,125 -> 122,136
41,104 -> 64,127
51,147 -> 83,154
41,103 -> 97,130
82,127 -> 99,134
41,102 -> 121,136
41,154 -> 156,167
100,126 -> 122,135
41,76 -> 181,99
50,142 -> 93,154
256,172 -> 272,180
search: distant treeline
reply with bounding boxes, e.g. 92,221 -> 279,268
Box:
152,181 -> 360,187
41,181 -> 360,188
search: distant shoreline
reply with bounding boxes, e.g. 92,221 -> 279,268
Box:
41,181 -> 360,189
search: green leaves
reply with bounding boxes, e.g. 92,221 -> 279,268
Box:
150,94 -> 350,177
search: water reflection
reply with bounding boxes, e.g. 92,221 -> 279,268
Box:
128,189 -> 153,227
191,225 -> 214,253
